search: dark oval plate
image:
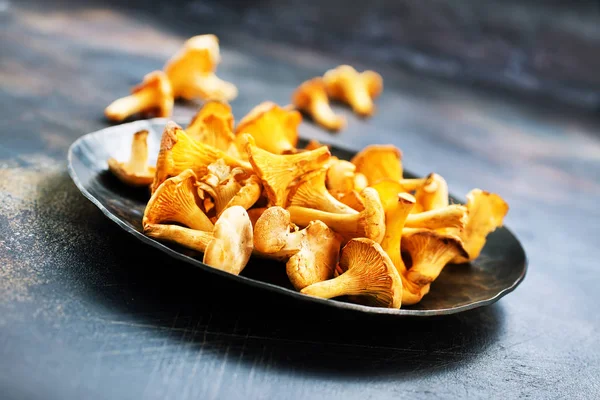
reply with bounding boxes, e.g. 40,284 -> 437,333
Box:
67,118 -> 527,316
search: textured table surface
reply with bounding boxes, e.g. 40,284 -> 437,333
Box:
1,1 -> 600,399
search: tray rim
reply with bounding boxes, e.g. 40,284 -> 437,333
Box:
67,117 -> 528,316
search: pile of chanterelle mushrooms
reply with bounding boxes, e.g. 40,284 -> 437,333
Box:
105,35 -> 509,309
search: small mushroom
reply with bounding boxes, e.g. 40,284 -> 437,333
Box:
414,173 -> 449,211
401,228 -> 468,287
301,238 -> 403,308
195,159 -> 262,218
164,34 -> 237,101
351,144 -> 403,184
254,207 -> 341,290
380,193 -> 416,275
107,130 -> 156,187
450,189 -> 509,263
185,100 -> 239,157
287,187 -> 385,243
405,205 -> 467,230
242,133 -> 331,207
235,101 -> 302,155
151,121 -> 252,194
143,169 -> 214,232
292,77 -> 346,131
323,65 -> 383,117
144,205 -> 253,275
287,168 -> 357,214
105,71 -> 174,122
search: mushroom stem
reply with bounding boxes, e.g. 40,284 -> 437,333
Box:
380,193 -> 415,275
105,90 -> 155,122
144,223 -> 213,251
287,168 -> 357,214
287,187 -> 385,243
127,130 -> 150,174
310,101 -> 345,131
190,74 -> 238,102
405,205 -> 466,230
346,84 -> 373,117
300,272 -> 356,299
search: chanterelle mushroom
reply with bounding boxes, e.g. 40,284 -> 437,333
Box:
292,77 -> 346,131
287,168 -> 357,214
242,133 -> 331,207
325,158 -> 356,197
144,205 -> 253,275
235,101 -> 302,155
405,205 -> 467,230
254,207 -> 341,290
151,121 -> 252,193
164,34 -> 238,102
195,159 -> 262,218
107,129 -> 156,187
449,189 -> 509,263
185,100 -> 239,157
351,144 -> 403,185
323,65 -> 383,117
414,173 -> 449,211
401,228 -> 468,287
287,187 -> 385,243
301,238 -> 402,308
143,169 -> 214,232
105,71 -> 174,122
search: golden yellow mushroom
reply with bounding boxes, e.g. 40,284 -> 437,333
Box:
287,168 -> 357,214
151,121 -> 252,194
415,173 -> 449,211
351,144 -> 403,184
143,169 -> 213,232
164,34 -> 237,102
323,65 -> 383,117
301,238 -> 402,308
185,100 -> 239,158
292,77 -> 346,131
235,101 -> 302,155
105,71 -> 174,122
242,133 -> 331,207
287,187 -> 385,243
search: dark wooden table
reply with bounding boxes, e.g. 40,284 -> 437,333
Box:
2,1 -> 600,399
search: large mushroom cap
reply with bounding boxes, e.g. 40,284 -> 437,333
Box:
350,144 -> 403,185
235,101 -> 302,154
203,205 -> 253,275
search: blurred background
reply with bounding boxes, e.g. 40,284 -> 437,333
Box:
82,0 -> 600,110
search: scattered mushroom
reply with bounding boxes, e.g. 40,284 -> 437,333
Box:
107,130 -> 156,187
151,121 -> 252,194
287,187 -> 385,243
164,34 -> 238,102
254,207 -> 341,290
195,159 -> 262,218
143,169 -> 214,232
292,77 -> 346,131
242,133 -> 331,207
401,228 -> 468,287
104,71 -> 174,122
144,205 -> 253,275
414,173 -> 449,211
185,100 -> 239,157
235,101 -> 302,155
350,144 -> 403,184
301,238 -> 402,308
287,168 -> 357,214
323,65 -> 383,117
449,189 -> 509,263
